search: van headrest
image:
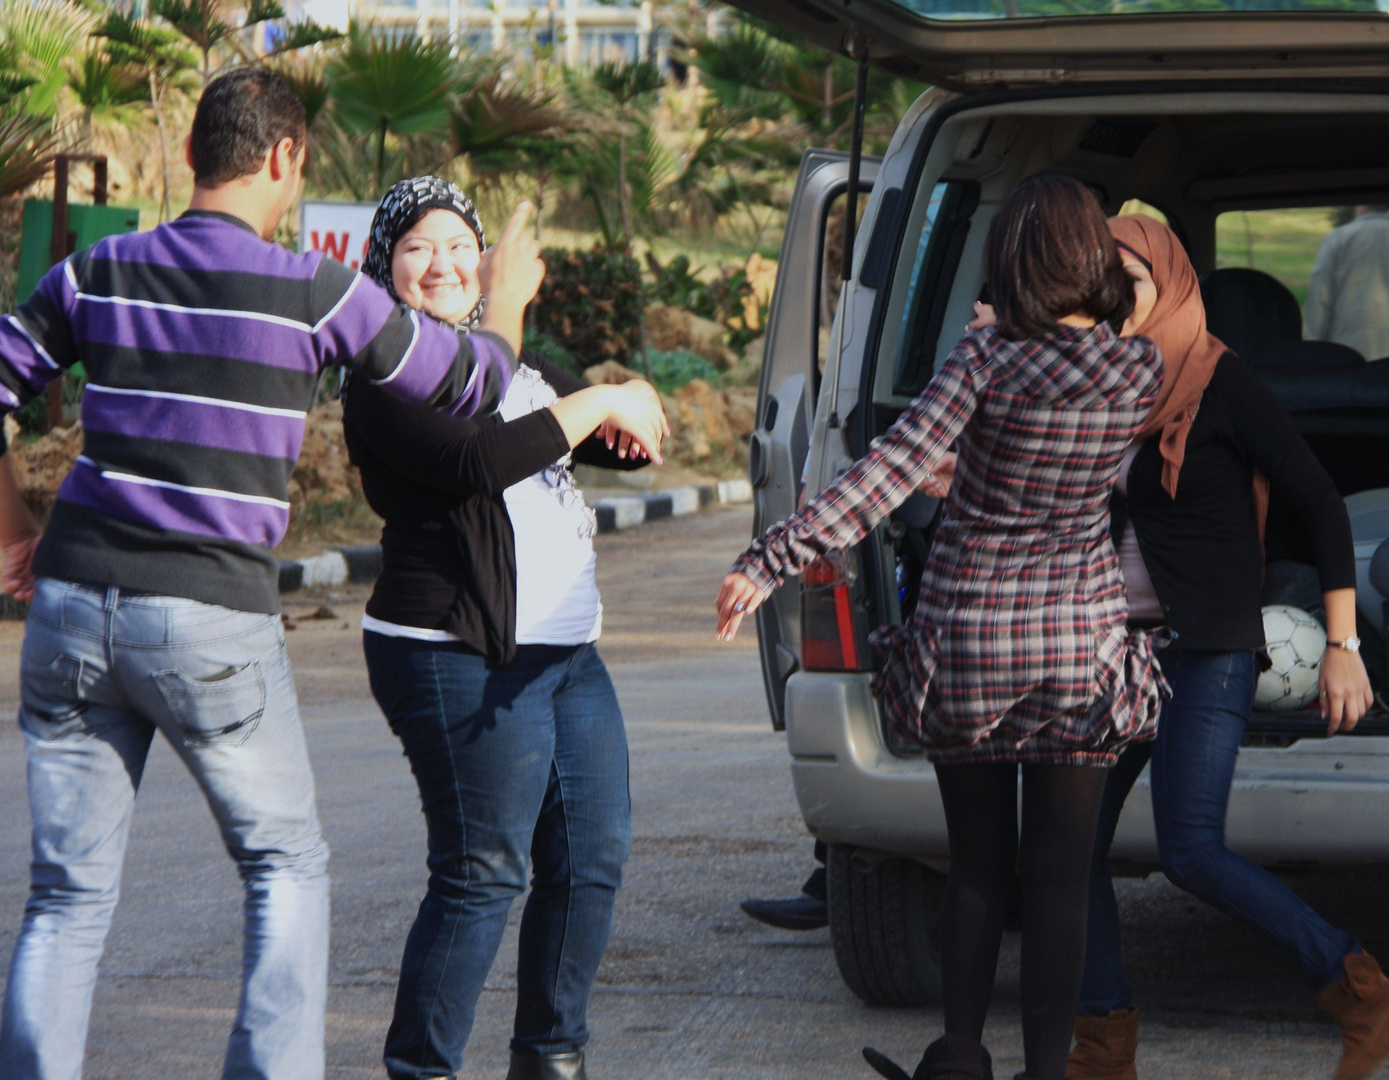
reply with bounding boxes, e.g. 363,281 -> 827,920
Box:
1199,268 -> 1302,361
1248,340 -> 1366,369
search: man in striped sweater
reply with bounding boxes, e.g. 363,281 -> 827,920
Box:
0,68 -> 543,1080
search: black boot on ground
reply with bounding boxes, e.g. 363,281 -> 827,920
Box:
916,1035 -> 995,1080
739,866 -> 828,931
504,1050 -> 586,1080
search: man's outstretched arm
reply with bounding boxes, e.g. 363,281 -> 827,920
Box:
0,443 -> 40,602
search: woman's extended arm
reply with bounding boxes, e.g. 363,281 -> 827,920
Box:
1215,356 -> 1373,731
716,337 -> 991,640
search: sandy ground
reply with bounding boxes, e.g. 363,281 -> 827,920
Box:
0,505 -> 1385,1078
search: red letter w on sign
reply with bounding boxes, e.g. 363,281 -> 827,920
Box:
311,231 -> 351,262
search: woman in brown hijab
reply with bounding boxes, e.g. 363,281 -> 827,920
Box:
1067,216 -> 1382,1080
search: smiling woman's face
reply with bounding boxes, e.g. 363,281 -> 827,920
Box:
1119,250 -> 1158,337
390,208 -> 482,324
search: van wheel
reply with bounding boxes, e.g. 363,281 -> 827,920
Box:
826,845 -> 944,1007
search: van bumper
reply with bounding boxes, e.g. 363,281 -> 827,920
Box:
784,671 -> 1389,866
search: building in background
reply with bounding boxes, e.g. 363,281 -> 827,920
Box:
286,0 -> 670,67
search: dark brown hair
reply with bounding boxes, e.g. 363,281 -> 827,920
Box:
190,67 -> 307,187
985,174 -> 1134,341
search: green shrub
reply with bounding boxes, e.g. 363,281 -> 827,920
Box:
646,254 -> 762,353
535,247 -> 644,368
645,348 -> 720,394
523,328 -> 580,374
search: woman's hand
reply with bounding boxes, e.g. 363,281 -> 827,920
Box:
919,451 -> 957,499
595,381 -> 670,463
967,302 -> 997,331
716,571 -> 769,642
1320,646 -> 1374,734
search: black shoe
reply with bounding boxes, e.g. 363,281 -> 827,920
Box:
739,891 -> 829,930
505,1051 -> 586,1080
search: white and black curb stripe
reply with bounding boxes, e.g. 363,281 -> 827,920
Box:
275,480 -> 754,595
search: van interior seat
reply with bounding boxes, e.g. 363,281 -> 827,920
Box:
1199,267 -> 1303,362
1248,340 -> 1366,369
1341,489 -> 1389,633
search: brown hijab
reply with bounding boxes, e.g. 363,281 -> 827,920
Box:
1108,214 -> 1269,527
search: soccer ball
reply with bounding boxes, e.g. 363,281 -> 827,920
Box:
1254,605 -> 1327,711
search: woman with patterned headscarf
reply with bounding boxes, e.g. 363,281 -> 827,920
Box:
342,177 -> 669,1080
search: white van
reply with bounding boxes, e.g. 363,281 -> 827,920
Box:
745,2 -> 1389,1006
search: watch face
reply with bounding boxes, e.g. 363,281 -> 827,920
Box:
1349,636 -> 1363,653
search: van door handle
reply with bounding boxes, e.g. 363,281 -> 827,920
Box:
749,430 -> 771,488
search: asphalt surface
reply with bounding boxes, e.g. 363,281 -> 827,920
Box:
0,504 -> 1387,1079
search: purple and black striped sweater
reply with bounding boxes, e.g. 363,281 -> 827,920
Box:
0,210 -> 516,613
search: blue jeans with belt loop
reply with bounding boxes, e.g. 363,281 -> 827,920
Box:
1080,648 -> 1358,1015
363,634 -> 630,1080
0,578 -> 331,1080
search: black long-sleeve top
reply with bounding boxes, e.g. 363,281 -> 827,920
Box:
1118,353 -> 1355,652
343,351 -> 642,666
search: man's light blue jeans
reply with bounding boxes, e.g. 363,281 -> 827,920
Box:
0,578 -> 330,1080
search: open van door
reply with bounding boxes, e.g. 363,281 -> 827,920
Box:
751,149 -> 879,731
721,0 -> 1389,88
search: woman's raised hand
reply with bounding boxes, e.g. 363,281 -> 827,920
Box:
716,571 -> 768,641
477,202 -> 545,355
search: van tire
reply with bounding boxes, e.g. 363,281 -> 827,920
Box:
826,845 -> 944,1007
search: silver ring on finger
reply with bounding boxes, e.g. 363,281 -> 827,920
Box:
733,601 -> 747,613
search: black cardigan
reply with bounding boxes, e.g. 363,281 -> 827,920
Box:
343,351 -> 643,666
1117,352 -> 1355,652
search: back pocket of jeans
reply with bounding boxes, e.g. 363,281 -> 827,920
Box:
20,653 -> 89,738
153,660 -> 266,747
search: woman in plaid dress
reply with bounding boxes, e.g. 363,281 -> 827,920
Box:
717,175 -> 1165,1080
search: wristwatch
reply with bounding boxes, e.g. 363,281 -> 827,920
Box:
1327,635 -> 1362,654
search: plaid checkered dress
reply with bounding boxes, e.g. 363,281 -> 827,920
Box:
735,324 -> 1169,766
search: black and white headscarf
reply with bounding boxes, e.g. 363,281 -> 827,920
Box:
361,175 -> 487,331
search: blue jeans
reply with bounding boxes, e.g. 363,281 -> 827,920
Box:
0,579 -> 330,1080
363,634 -> 630,1080
1080,648 -> 1357,1015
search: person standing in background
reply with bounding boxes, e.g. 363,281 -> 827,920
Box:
1305,205 -> 1389,360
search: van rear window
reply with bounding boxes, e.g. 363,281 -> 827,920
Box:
1213,206 -> 1389,365
896,0 -> 1374,20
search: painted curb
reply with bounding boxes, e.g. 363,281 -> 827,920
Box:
276,481 -> 752,595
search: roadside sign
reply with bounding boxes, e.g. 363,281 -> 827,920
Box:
300,200 -> 377,270
17,200 -> 140,302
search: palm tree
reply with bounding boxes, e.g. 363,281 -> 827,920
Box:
0,0 -> 92,119
68,48 -> 150,143
587,60 -> 665,251
152,0 -> 343,85
324,24 -> 459,200
96,11 -> 199,221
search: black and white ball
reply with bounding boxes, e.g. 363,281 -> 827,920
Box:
1255,605 -> 1326,711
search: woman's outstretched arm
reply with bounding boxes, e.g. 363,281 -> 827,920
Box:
716,335 -> 992,640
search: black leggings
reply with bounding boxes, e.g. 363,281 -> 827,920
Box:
935,762 -> 1111,1080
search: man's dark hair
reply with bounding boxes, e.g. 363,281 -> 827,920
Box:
189,67 -> 307,187
985,173 -> 1134,341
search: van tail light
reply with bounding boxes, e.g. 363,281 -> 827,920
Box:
800,550 -> 872,672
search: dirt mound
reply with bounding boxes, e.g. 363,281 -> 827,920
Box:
8,419 -> 83,516
288,401 -> 360,512
4,403 -> 361,520
667,379 -> 757,470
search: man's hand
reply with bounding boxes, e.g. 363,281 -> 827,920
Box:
1321,645 -> 1375,734
1,531 -> 38,602
478,202 -> 545,356
716,571 -> 769,642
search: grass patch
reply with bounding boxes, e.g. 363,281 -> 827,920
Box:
1215,207 -> 1341,309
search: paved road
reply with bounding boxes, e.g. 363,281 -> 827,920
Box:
0,504 -> 1385,1078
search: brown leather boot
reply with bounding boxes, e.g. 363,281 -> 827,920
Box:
1065,1009 -> 1138,1080
1317,951 -> 1389,1080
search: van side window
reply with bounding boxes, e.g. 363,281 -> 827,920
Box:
893,181 -> 981,397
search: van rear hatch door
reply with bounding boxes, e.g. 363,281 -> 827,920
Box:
721,0 -> 1389,88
